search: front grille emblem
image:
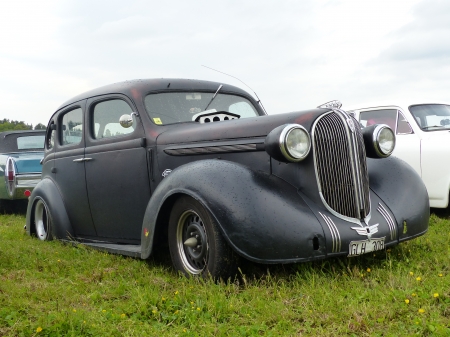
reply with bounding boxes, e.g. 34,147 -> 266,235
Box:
347,118 -> 355,132
351,223 -> 379,239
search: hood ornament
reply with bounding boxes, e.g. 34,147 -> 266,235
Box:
317,100 -> 342,109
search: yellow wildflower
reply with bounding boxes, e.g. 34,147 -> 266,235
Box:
418,308 -> 425,313
367,268 -> 371,273
175,290 -> 179,295
409,271 -> 414,276
433,293 -> 439,298
102,310 -> 106,313
57,259 -> 61,262
121,314 -> 126,318
405,299 -> 410,304
162,297 -> 166,301
438,273 -> 443,277
36,327 -> 43,333
412,293 -> 416,297
73,309 -> 76,312
196,307 -> 201,311
416,277 -> 421,281
152,309 -> 157,314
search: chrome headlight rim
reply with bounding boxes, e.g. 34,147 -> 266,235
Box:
373,124 -> 395,157
279,124 -> 311,162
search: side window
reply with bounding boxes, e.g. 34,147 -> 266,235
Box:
93,99 -> 134,139
46,121 -> 55,150
359,109 -> 397,131
61,108 -> 83,146
396,111 -> 413,134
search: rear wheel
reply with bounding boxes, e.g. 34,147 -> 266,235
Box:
34,199 -> 53,241
168,196 -> 238,280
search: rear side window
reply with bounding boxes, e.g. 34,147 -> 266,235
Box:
17,135 -> 45,150
93,99 -> 135,139
360,109 -> 397,130
360,109 -> 412,134
61,108 -> 83,145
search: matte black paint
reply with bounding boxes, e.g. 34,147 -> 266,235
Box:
27,78 -> 430,264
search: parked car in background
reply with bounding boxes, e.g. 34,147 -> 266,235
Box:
0,130 -> 45,212
26,79 -> 429,279
349,103 -> 450,208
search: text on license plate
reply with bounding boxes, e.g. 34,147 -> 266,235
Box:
348,237 -> 385,257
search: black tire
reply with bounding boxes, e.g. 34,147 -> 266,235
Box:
33,198 -> 53,241
168,196 -> 238,280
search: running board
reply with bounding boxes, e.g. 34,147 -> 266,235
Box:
82,242 -> 141,258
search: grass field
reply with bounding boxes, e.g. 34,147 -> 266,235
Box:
0,211 -> 449,336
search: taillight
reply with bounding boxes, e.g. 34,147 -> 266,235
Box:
7,158 -> 15,181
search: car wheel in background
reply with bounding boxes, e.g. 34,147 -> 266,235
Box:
168,196 -> 238,280
34,198 -> 53,241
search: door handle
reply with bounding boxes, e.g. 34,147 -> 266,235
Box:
73,158 -> 93,162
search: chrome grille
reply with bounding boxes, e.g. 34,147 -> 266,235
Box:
313,111 -> 370,219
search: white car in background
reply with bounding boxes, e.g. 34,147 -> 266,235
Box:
349,103 -> 450,208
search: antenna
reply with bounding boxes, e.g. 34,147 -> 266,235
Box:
202,65 -> 267,114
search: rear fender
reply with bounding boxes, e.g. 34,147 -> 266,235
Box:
26,178 -> 74,239
141,159 -> 325,263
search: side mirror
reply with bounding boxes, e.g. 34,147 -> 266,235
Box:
119,114 -> 133,128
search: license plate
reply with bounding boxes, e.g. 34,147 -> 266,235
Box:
348,237 -> 385,257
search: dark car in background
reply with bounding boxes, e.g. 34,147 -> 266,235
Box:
26,79 -> 429,279
0,130 -> 45,212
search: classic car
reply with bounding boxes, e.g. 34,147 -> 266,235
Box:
26,79 -> 429,279
0,130 -> 45,212
349,103 -> 450,208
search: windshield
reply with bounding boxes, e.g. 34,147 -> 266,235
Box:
409,104 -> 450,131
144,92 -> 259,125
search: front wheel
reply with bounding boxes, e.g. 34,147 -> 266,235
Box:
168,196 -> 238,280
34,198 -> 53,241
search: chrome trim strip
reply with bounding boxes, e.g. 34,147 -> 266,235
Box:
164,143 -> 261,156
377,203 -> 396,240
319,212 -> 341,253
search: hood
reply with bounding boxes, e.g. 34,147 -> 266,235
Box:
156,109 -> 328,145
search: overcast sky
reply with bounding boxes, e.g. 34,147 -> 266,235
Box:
1,0 -> 449,126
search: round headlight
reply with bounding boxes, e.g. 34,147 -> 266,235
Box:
377,126 -> 395,155
280,125 -> 311,162
362,123 -> 396,158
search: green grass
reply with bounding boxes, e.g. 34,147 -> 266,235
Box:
0,212 -> 449,336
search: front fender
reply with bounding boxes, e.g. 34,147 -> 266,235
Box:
141,159 -> 326,263
367,156 -> 429,241
26,178 -> 74,239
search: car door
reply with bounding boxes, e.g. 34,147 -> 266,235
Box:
359,108 -> 421,175
84,95 -> 151,242
53,101 -> 97,237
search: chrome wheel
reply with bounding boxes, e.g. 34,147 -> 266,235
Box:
176,210 -> 208,275
35,199 -> 50,240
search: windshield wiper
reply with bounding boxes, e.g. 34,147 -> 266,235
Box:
204,84 -> 223,111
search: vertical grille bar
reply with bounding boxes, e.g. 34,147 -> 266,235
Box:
313,111 -> 370,219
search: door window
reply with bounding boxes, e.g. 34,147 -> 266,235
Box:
61,108 -> 83,146
93,99 -> 135,139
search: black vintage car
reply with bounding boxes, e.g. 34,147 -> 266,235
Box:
26,79 -> 429,278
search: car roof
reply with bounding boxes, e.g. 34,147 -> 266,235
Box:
56,78 -> 254,112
